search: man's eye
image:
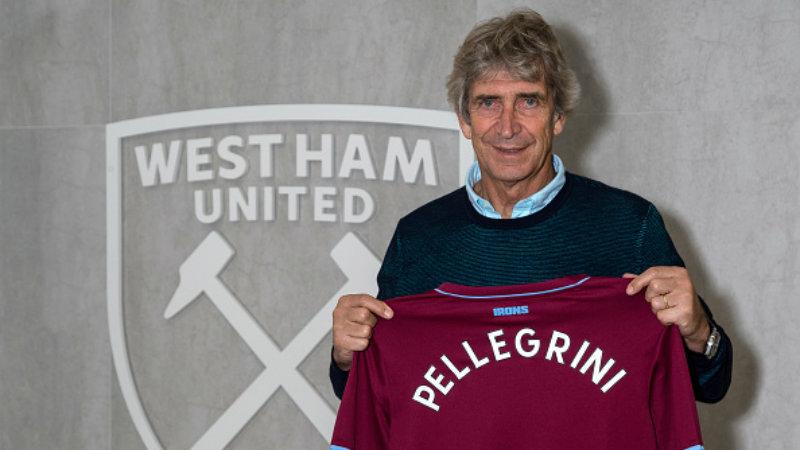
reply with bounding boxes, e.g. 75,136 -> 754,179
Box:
479,99 -> 495,108
522,97 -> 538,108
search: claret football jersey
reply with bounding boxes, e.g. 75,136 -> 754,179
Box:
330,274 -> 704,450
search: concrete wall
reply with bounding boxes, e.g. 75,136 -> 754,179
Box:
1,1 -> 797,448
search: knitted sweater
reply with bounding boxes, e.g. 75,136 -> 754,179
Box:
330,171 -> 732,403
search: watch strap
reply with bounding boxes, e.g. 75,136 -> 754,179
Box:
703,324 -> 721,359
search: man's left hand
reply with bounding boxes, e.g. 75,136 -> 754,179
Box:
623,267 -> 710,354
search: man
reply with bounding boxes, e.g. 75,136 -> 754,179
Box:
330,9 -> 731,404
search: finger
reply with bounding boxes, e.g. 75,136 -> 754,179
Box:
353,295 -> 394,319
643,278 -> 677,303
622,272 -> 638,279
653,306 -> 682,327
334,332 -> 369,351
625,266 -> 671,295
342,335 -> 370,352
345,323 -> 374,340
649,293 -> 671,311
363,297 -> 394,319
346,307 -> 378,327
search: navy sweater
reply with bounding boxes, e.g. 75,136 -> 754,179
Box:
330,171 -> 732,403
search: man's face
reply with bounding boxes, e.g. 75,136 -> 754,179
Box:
458,70 -> 565,189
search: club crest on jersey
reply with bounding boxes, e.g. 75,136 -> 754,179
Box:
492,305 -> 529,317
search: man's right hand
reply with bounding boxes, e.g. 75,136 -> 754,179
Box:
332,294 -> 394,371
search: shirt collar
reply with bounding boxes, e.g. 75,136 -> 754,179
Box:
465,154 -> 566,219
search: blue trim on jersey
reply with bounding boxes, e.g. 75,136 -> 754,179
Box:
434,276 -> 592,299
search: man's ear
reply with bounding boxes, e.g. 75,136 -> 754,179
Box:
457,113 -> 473,140
553,111 -> 566,136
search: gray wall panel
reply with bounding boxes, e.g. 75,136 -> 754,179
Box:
0,1 -> 109,127
0,128 -> 108,449
111,0 -> 477,120
479,1 -> 800,114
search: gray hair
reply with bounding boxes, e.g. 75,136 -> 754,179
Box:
447,9 -> 580,123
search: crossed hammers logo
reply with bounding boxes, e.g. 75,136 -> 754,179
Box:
164,230 -> 380,449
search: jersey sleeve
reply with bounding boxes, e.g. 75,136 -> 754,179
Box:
649,324 -> 704,450
330,340 -> 390,450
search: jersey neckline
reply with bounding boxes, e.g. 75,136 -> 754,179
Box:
435,274 -> 592,299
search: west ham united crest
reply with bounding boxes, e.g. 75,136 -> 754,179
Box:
106,105 -> 472,449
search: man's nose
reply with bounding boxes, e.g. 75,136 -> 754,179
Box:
497,105 -> 519,138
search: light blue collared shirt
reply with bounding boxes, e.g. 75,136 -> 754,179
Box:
465,154 -> 566,219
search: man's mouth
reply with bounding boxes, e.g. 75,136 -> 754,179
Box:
494,146 -> 524,154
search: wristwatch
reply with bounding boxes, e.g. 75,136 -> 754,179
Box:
703,324 -> 721,359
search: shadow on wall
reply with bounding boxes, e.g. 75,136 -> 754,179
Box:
662,208 -> 757,450
550,24 -> 757,450
549,23 -> 609,175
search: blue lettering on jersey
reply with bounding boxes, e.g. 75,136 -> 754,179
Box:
492,305 -> 529,317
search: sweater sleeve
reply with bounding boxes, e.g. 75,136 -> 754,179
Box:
684,296 -> 733,403
330,224 -> 404,400
375,222 -> 404,301
638,203 -> 733,403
